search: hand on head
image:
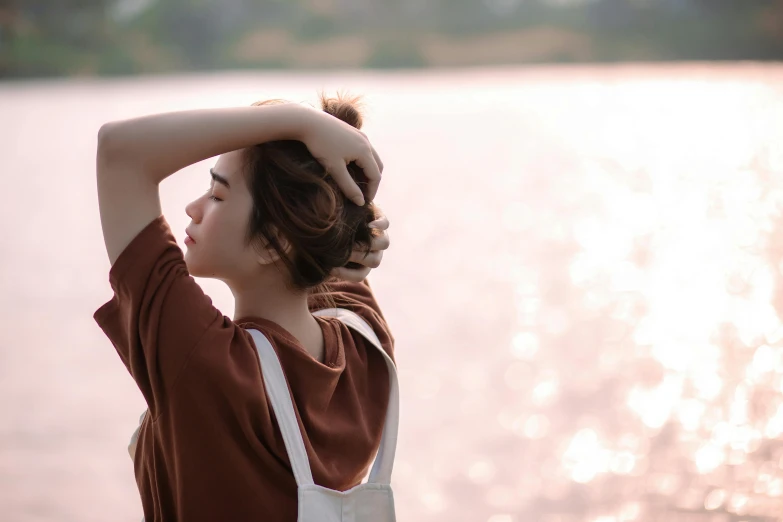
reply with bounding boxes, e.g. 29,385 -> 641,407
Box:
330,211 -> 390,283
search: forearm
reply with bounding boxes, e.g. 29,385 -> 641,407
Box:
97,103 -> 307,184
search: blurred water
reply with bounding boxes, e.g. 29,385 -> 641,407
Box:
3,63 -> 783,522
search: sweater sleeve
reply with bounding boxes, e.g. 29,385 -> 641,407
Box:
94,215 -> 225,418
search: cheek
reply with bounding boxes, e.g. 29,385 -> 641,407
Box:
205,206 -> 251,261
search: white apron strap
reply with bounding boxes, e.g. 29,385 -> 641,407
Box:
312,308 -> 399,486
248,329 -> 316,487
248,307 -> 399,488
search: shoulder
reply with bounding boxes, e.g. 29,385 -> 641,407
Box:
321,310 -> 396,366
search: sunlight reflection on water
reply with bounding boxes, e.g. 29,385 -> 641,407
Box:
3,64 -> 783,521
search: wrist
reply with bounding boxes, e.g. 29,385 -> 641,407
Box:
272,103 -> 313,142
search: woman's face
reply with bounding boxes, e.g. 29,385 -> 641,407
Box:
183,150 -> 266,282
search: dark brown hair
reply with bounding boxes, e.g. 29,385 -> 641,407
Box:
241,91 -> 380,298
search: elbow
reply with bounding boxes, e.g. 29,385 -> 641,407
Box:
97,121 -> 126,164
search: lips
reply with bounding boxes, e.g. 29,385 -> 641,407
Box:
185,229 -> 196,244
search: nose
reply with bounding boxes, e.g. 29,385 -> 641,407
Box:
185,195 -> 203,223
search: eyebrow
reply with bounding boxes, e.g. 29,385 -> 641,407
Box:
210,168 -> 231,189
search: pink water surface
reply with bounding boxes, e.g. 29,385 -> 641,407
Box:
3,63 -> 783,521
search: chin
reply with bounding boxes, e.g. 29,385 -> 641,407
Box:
183,252 -> 205,277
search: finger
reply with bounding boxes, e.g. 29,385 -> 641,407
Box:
366,145 -> 384,201
369,144 -> 384,174
349,249 -> 382,268
369,234 -> 390,252
331,265 -> 371,282
368,215 -> 390,231
358,131 -> 384,174
353,148 -> 382,202
328,161 -> 365,206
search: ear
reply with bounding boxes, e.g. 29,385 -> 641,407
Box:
255,227 -> 293,266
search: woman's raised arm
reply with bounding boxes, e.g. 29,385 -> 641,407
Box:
96,103 -> 381,265
97,104 -> 305,185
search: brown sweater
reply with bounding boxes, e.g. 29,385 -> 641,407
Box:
94,216 -> 395,522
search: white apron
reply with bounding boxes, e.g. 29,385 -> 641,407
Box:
129,307 -> 399,522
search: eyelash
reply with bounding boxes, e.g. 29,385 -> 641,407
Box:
205,185 -> 222,202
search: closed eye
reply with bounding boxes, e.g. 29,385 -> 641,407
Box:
205,185 -> 222,202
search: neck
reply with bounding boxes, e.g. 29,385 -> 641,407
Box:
229,270 -> 318,337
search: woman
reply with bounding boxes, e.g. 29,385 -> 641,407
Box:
94,92 -> 395,521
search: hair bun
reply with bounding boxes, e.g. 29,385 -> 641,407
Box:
319,91 -> 364,130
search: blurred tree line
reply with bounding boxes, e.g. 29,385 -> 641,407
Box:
1,0 -> 782,78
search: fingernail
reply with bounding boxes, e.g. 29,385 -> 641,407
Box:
353,196 -> 365,206
368,221 -> 378,229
